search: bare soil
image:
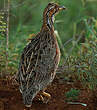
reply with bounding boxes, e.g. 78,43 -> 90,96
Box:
0,75 -> 97,110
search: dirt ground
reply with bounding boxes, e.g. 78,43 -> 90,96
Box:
0,75 -> 97,110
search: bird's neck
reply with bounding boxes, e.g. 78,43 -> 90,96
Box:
42,13 -> 55,31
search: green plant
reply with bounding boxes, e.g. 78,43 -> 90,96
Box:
0,11 -> 6,36
0,11 -> 7,75
65,88 -> 80,101
61,18 -> 97,90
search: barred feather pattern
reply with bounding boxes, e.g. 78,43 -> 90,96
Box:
17,29 -> 60,105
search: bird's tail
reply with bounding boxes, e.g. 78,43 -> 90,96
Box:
22,87 -> 39,106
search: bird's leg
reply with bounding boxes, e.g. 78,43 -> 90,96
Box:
41,91 -> 51,103
39,95 -> 44,101
36,89 -> 51,103
42,91 -> 51,98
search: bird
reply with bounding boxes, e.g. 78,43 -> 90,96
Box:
16,2 -> 66,108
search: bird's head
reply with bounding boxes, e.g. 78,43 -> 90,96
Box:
43,3 -> 66,29
44,2 -> 66,17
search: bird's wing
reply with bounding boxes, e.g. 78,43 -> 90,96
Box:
17,32 -> 57,91
17,35 -> 41,89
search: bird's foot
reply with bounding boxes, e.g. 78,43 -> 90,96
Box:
40,92 -> 51,104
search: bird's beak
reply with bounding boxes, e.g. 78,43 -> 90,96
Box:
59,6 -> 67,10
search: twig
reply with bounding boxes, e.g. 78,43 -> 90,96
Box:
64,38 -> 73,47
6,0 -> 10,72
67,101 -> 87,107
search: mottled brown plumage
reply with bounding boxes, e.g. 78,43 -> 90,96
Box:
16,3 -> 66,107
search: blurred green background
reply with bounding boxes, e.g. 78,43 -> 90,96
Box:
9,0 -> 97,50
